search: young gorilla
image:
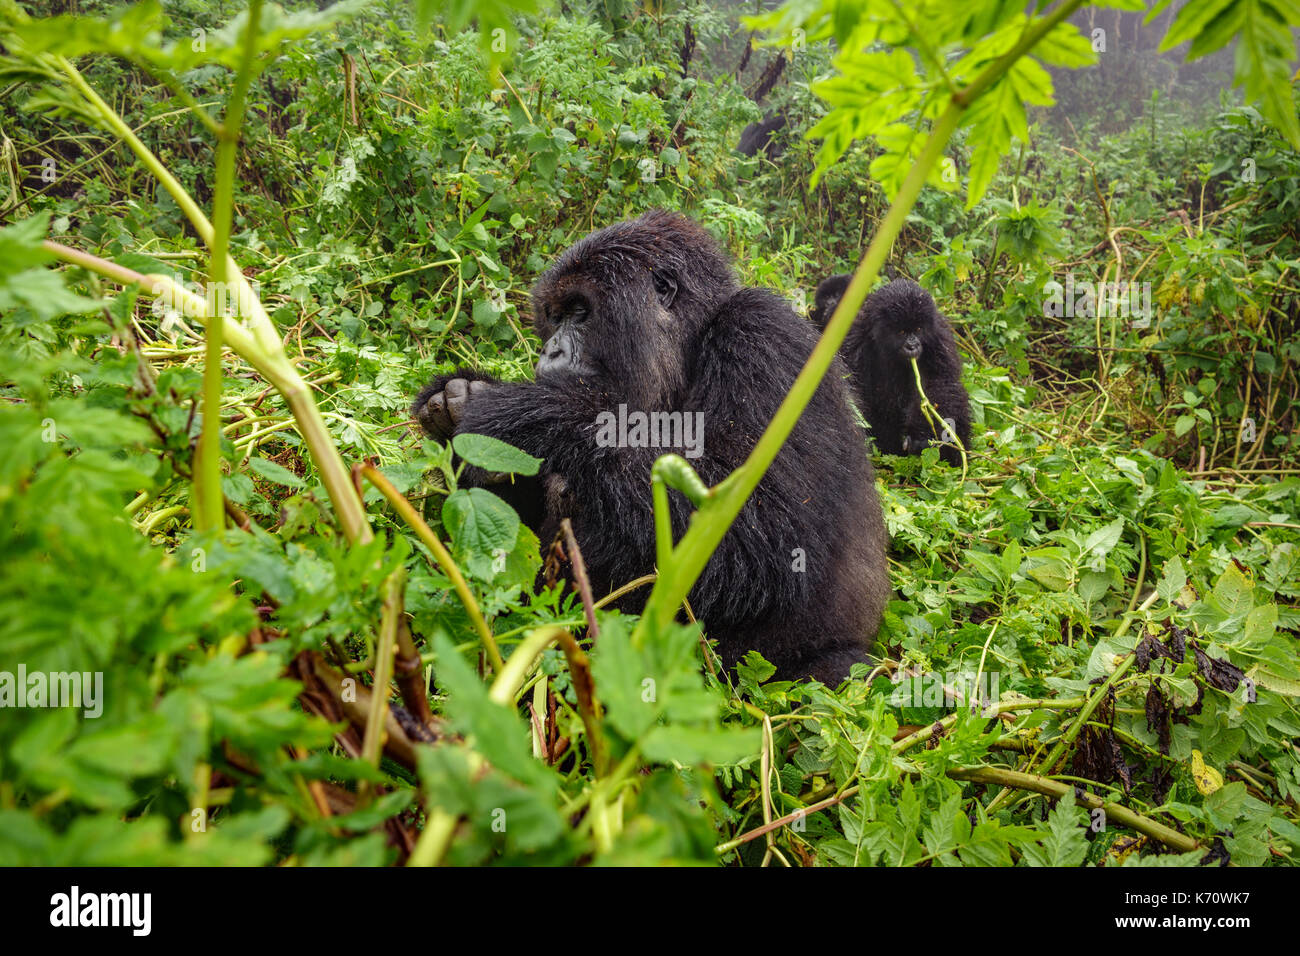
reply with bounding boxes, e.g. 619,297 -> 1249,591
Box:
810,274 -> 971,466
413,211 -> 889,684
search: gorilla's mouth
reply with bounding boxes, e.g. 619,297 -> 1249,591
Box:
536,359 -> 597,381
901,343 -> 922,359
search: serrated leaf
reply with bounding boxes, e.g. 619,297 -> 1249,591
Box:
1156,556 -> 1187,604
1022,789 -> 1088,866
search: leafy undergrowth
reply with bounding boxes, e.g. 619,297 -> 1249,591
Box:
0,0 -> 1298,866
3,288 -> 1297,865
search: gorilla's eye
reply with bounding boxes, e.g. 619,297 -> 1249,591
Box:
566,301 -> 589,323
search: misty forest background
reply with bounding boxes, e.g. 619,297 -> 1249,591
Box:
1,0 -> 1299,866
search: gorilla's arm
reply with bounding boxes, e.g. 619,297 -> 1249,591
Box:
413,367 -> 663,573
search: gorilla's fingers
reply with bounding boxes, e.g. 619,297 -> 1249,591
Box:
444,377 -> 468,411
418,388 -> 456,439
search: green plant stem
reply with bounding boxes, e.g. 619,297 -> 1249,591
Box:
649,454 -> 711,577
909,356 -> 969,480
489,626 -> 562,705
359,567 -> 404,801
891,696 -> 1085,755
488,625 -> 608,777
54,56 -> 214,247
407,808 -> 460,867
195,0 -> 264,531
636,100 -> 963,645
358,463 -> 502,674
51,52 -> 350,528
947,766 -> 1199,853
45,242 -> 373,544
1032,590 -> 1158,776
634,2 -> 1087,647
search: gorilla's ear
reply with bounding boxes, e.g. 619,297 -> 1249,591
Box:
652,271 -> 678,309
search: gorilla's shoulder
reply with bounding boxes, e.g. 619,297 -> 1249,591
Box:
697,288 -> 817,363
714,287 -> 810,338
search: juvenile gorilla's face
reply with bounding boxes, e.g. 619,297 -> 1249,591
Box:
886,316 -> 924,360
871,283 -> 941,361
810,273 -> 851,329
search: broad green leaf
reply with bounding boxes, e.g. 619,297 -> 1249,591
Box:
442,487 -> 520,556
641,725 -> 760,765
1156,556 -> 1188,604
453,433 -> 542,475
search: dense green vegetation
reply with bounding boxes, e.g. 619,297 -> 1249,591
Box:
0,0 -> 1297,866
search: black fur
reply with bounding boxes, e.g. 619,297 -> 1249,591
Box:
812,275 -> 972,466
808,272 -> 850,329
413,211 -> 889,684
736,111 -> 788,160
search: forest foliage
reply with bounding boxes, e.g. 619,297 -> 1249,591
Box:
0,0 -> 1298,866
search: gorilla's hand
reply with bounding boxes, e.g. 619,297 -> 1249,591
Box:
413,377 -> 492,440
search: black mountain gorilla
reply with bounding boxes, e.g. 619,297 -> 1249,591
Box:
737,111 -> 788,160
808,272 -> 850,330
811,274 -> 971,466
413,211 -> 889,684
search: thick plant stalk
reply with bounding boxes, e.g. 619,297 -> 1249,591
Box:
44,241 -> 373,544
196,0 -> 264,531
488,625 -> 608,777
947,766 -> 1199,853
909,356 -> 968,480
46,51 -> 375,540
634,101 -> 962,644
359,568 -> 405,800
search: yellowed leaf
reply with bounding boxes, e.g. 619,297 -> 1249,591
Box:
1190,749 -> 1223,795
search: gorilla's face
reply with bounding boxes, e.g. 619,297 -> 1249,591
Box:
869,280 -> 942,363
529,211 -> 738,408
891,322 -> 924,360
534,288 -> 597,378
809,273 -> 851,330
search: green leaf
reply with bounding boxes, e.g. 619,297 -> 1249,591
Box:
0,214 -> 57,277
1155,556 -> 1188,604
442,487 -> 520,556
1034,21 -> 1099,68
1212,562 -> 1254,619
1083,517 -> 1125,559
1022,789 -> 1089,866
452,433 -> 542,475
641,725 -> 762,765
247,457 -> 306,488
8,0 -> 372,75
